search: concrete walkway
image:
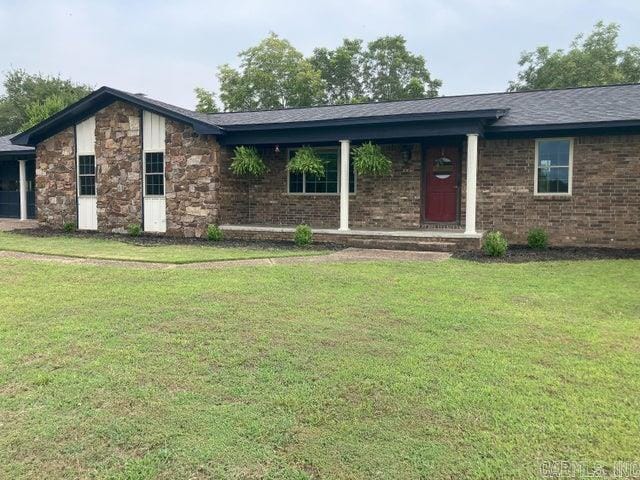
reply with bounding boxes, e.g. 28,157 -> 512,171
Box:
0,219 -> 38,231
0,248 -> 450,270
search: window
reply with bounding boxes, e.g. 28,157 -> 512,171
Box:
433,157 -> 453,179
535,139 -> 572,195
78,155 -> 96,196
288,148 -> 355,194
145,152 -> 164,196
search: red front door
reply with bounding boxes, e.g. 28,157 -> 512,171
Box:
424,146 -> 459,222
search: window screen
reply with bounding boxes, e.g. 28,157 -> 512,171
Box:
78,155 -> 96,196
537,139 -> 571,194
288,148 -> 355,194
145,152 -> 164,196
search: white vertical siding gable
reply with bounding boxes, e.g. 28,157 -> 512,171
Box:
76,116 -> 96,154
143,111 -> 166,152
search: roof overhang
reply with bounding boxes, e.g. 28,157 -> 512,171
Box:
0,150 -> 35,161
12,86 -> 224,146
486,119 -> 640,138
219,109 -> 507,146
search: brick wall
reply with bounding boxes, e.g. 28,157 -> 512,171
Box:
165,119 -> 221,238
33,97 -> 640,247
95,101 -> 142,232
35,127 -> 76,227
219,143 -> 423,229
476,135 -> 640,247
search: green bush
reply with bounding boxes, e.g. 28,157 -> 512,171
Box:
352,141 -> 392,176
62,222 -> 76,233
230,146 -> 268,177
294,224 -> 313,246
483,231 -> 508,257
206,224 -> 223,241
127,223 -> 142,237
288,146 -> 326,177
527,228 -> 549,250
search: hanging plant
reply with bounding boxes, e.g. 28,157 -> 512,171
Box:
288,146 -> 327,178
230,146 -> 268,177
352,141 -> 392,176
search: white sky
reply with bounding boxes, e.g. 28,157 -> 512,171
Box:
1,0 -> 639,109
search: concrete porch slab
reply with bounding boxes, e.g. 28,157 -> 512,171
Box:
0,218 -> 38,231
219,224 -> 483,239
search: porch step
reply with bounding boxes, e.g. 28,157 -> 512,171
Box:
339,237 -> 458,252
221,226 -> 481,252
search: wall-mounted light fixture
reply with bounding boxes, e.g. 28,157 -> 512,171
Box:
401,144 -> 412,162
274,144 -> 280,154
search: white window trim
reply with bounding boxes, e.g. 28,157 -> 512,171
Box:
286,146 -> 356,196
77,153 -> 97,198
143,151 -> 166,198
534,137 -> 573,196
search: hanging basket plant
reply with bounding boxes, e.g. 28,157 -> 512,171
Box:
230,146 -> 268,177
287,146 -> 327,178
352,141 -> 392,176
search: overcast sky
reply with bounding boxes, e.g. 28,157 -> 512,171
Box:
1,0 -> 639,109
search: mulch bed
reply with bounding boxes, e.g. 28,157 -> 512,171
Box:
454,245 -> 640,263
10,228 -> 342,252
7,228 -> 640,262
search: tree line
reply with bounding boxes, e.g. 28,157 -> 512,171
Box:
1,21 -> 639,135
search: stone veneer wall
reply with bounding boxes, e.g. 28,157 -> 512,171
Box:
476,135 -> 640,247
33,99 -> 639,248
219,143 -> 423,229
165,119 -> 221,237
35,127 -> 76,227
94,101 -> 142,232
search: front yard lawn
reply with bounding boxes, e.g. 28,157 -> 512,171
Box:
0,257 -> 638,479
0,231 -> 323,263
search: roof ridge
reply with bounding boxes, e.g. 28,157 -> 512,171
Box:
205,82 -> 640,117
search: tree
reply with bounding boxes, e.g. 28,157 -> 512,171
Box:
217,32 -> 325,111
200,33 -> 441,111
194,87 -> 219,113
20,95 -> 69,130
363,36 -> 441,101
310,39 -> 366,104
0,69 -> 92,134
509,21 -> 640,91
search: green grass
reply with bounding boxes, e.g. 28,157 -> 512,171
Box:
0,256 -> 638,479
0,231 -> 323,264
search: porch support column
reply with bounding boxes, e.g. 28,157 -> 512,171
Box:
465,133 -> 479,235
18,159 -> 27,221
339,139 -> 350,231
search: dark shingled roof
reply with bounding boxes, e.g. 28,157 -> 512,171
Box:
195,83 -> 640,129
0,134 -> 34,154
10,83 -> 640,147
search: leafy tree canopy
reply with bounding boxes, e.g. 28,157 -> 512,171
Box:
509,21 -> 640,91
310,39 -> 367,104
194,87 -> 219,113
0,69 -> 92,135
218,33 -> 325,111
362,35 -> 441,101
201,33 -> 441,111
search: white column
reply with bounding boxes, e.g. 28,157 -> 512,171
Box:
18,159 -> 27,221
339,139 -> 350,231
465,134 -> 479,235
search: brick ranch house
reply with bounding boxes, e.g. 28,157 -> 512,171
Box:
3,84 -> 640,249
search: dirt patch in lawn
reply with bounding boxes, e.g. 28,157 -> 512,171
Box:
454,245 -> 640,263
